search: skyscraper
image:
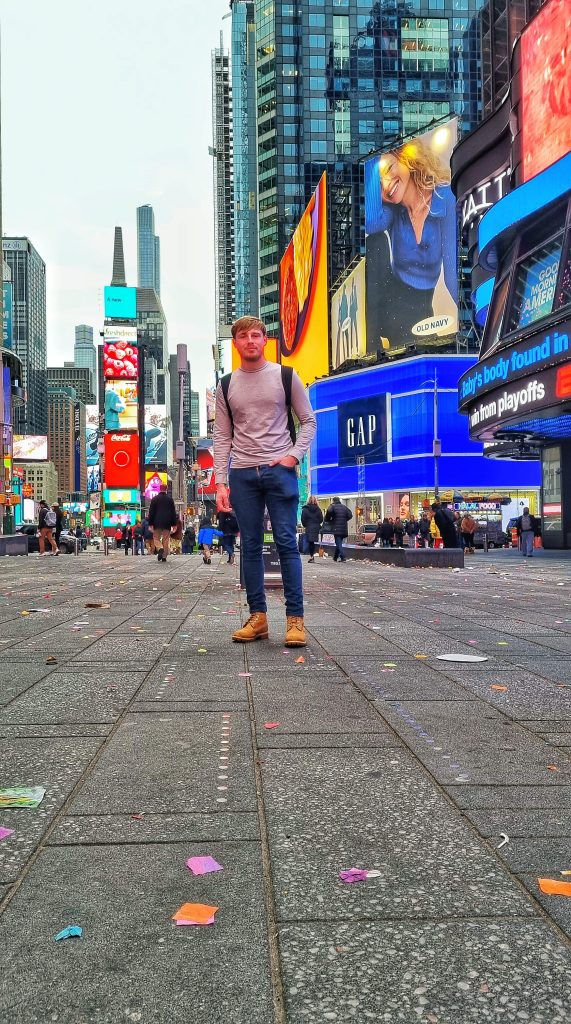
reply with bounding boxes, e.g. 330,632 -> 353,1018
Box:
231,1 -> 259,318
479,0 -> 547,118
169,352 -> 193,452
137,205 -> 161,294
74,325 -> 97,397
47,365 -> 93,406
2,237 -> 47,435
190,390 -> 200,438
211,38 -> 235,375
253,1 -> 484,334
47,385 -> 86,496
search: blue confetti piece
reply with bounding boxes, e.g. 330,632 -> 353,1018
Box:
55,925 -> 82,941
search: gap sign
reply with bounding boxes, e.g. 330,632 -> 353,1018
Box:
337,394 -> 388,466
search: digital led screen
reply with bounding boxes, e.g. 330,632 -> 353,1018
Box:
331,260 -> 366,371
144,470 -> 168,499
279,172 -> 329,387
364,119 -> 458,355
521,0 -> 571,184
102,508 -> 141,529
104,286 -> 137,320
87,464 -> 101,493
104,380 -> 138,431
104,432 -> 140,488
85,405 -> 100,466
196,438 -> 216,495
103,326 -> 138,379
13,435 -> 48,461
103,488 -> 140,505
144,405 -> 168,465
508,240 -> 562,332
3,282 -> 13,350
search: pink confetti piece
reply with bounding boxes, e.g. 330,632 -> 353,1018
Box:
176,916 -> 216,926
186,856 -> 223,875
0,827 -> 14,841
264,722 -> 280,730
239,673 -> 252,678
339,868 -> 369,883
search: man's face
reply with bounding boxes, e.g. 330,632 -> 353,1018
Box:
233,327 -> 267,363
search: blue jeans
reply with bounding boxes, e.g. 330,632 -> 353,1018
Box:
333,535 -> 345,560
221,535 -> 235,558
229,464 -> 303,616
521,530 -> 534,556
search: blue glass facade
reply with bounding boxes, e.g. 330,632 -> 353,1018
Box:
232,1 -> 259,317
309,355 -> 541,496
137,205 -> 161,295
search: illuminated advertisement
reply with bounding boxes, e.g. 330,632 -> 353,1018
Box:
331,259 -> 366,370
87,464 -> 101,493
196,438 -> 216,495
398,493 -> 411,519
103,488 -> 140,505
104,286 -> 137,320
86,405 -> 100,466
144,470 -> 168,499
510,242 -> 562,331
279,172 -> 329,387
102,508 -> 140,529
232,336 -> 278,372
465,360 -> 571,440
89,492 -> 101,511
13,435 -> 48,461
521,0 -> 571,184
3,281 -> 13,350
206,388 -> 216,433
104,432 -> 140,488
337,395 -> 388,467
104,380 -> 138,431
364,119 -> 458,354
144,405 -> 168,464
103,326 -> 139,379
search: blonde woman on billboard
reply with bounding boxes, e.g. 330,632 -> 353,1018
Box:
365,131 -> 457,351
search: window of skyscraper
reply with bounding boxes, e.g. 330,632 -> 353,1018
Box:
308,13 -> 325,26
401,18 -> 450,72
309,97 -> 326,110
333,15 -> 349,70
309,34 -> 326,48
402,100 -> 450,133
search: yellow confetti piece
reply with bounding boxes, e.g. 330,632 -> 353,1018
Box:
497,642 -> 509,646
414,654 -> 428,660
198,648 -> 207,654
384,663 -> 397,667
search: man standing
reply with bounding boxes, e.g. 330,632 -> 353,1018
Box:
148,485 -> 178,563
214,316 -> 316,647
324,497 -> 353,562
431,502 -> 458,548
38,500 -> 58,556
52,503 -> 64,549
516,506 -> 540,557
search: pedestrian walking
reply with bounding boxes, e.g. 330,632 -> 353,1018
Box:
217,508 -> 239,564
393,516 -> 405,548
170,518 -> 183,555
516,506 -> 540,557
429,513 -> 442,547
213,315 -> 316,646
324,496 -> 353,562
379,517 -> 394,547
114,526 -> 123,550
300,496 -> 323,563
148,485 -> 178,563
38,500 -> 58,556
142,516 -> 154,555
52,504 -> 64,549
405,515 -> 419,547
418,513 -> 431,548
460,512 -> 477,554
431,503 -> 458,548
133,520 -> 145,555
121,522 -> 133,555
182,524 -> 196,554
197,516 -> 223,564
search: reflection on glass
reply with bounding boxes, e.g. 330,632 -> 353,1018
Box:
542,445 -> 562,534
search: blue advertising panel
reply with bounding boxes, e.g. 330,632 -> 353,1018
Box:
338,394 -> 387,466
74,403 -> 81,493
104,286 -> 137,320
3,282 -> 13,350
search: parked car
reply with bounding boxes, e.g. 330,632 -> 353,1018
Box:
473,521 -> 510,549
15,524 -> 75,554
358,523 -> 378,546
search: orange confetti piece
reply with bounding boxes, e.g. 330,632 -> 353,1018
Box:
172,902 -> 219,924
538,878 -> 571,898
546,765 -> 559,771
295,656 -> 305,664
490,684 -> 508,692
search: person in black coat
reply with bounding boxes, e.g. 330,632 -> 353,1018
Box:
324,496 -> 353,563
148,485 -> 178,563
378,518 -> 394,547
300,496 -> 324,563
217,508 -> 239,564
418,513 -> 431,547
431,502 -> 458,548
405,516 -> 420,547
393,517 -> 405,548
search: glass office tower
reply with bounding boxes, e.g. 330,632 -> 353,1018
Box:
137,205 -> 161,295
255,0 -> 484,334
74,325 -> 97,398
231,1 -> 259,317
2,237 -> 47,435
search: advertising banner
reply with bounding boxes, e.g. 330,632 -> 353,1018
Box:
144,405 -> 168,464
144,470 -> 168,499
104,380 -> 138,431
89,492 -> 101,510
102,508 -> 140,529
337,394 -> 388,467
521,0 -> 571,184
104,432 -> 140,488
104,286 -> 137,320
196,438 -> 216,495
87,464 -> 101,493
206,388 -> 216,434
13,435 -> 48,461
398,492 -> 411,519
103,326 -> 138,380
466,360 -> 571,438
2,282 -> 13,350
331,259 -> 366,370
86,405 -> 100,466
74,403 -> 81,493
103,488 -> 140,505
279,172 -> 329,387
231,336 -> 278,371
364,119 -> 458,355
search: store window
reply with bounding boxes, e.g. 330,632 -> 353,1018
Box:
542,446 -> 562,537
506,235 -> 564,333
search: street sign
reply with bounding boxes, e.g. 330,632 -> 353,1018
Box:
22,484 -> 33,498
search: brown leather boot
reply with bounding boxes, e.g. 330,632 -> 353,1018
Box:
285,616 -> 306,647
232,612 -> 269,643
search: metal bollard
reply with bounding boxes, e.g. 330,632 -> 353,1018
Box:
104,537 -> 109,557
483,533 -> 488,553
74,537 -> 80,556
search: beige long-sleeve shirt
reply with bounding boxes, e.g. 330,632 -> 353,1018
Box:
213,362 -> 317,485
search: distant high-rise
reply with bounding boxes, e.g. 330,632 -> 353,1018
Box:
211,38 -> 235,375
169,352 -> 192,451
47,385 -> 86,496
2,237 -> 47,434
74,325 -> 97,398
231,1 -> 259,318
111,227 -> 127,287
47,365 -> 93,406
137,205 -> 161,295
190,390 -> 200,438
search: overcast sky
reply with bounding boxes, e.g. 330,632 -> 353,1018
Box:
2,0 -> 230,425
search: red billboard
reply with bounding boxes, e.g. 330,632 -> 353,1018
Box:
104,432 -> 140,488
521,0 -> 571,183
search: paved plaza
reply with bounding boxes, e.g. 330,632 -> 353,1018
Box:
1,549 -> 571,1023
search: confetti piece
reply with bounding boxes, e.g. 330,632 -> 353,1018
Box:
538,878 -> 571,897
339,868 -> 369,883
198,648 -> 207,654
131,813 -> 144,821
384,663 -> 397,668
490,684 -> 508,692
55,925 -> 82,941
414,654 -> 428,660
172,902 -> 219,925
239,673 -> 252,678
497,642 -> 509,646
295,656 -> 305,664
547,765 -> 559,771
46,657 -> 58,665
560,871 -> 571,877
497,833 -> 509,849
0,827 -> 14,841
186,856 -> 223,875
437,654 -> 488,663
264,722 -> 280,730
0,787 -> 45,809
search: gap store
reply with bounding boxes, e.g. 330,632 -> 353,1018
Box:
308,355 -> 539,525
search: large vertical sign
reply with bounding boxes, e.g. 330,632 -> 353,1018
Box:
279,172 -> 329,387
74,403 -> 81,492
2,282 -> 13,350
521,0 -> 571,184
331,259 -> 366,370
364,119 -> 458,355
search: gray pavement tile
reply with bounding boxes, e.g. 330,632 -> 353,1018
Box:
0,672 -> 146,725
278,920 -> 571,1023
540,733 -> 571,746
262,748 -> 534,921
0,736 -> 102,882
48,812 -> 260,844
0,663 -> 51,706
508,658 -> 571,683
137,668 -> 248,702
253,699 -> 387,735
464,808 -> 571,838
67,636 -> 171,662
495,838 -> 571,873
0,724 -> 112,738
132,701 -> 249,713
0,843 -> 273,1024
70,712 -> 257,815
518,873 -> 571,939
257,732 -> 400,749
446,785 -> 571,809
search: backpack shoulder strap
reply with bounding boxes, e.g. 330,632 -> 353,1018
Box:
220,373 -> 234,436
281,365 -> 296,445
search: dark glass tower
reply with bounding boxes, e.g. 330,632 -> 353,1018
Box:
255,0 -> 485,334
231,0 -> 259,317
2,237 -> 47,435
137,205 -> 161,295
